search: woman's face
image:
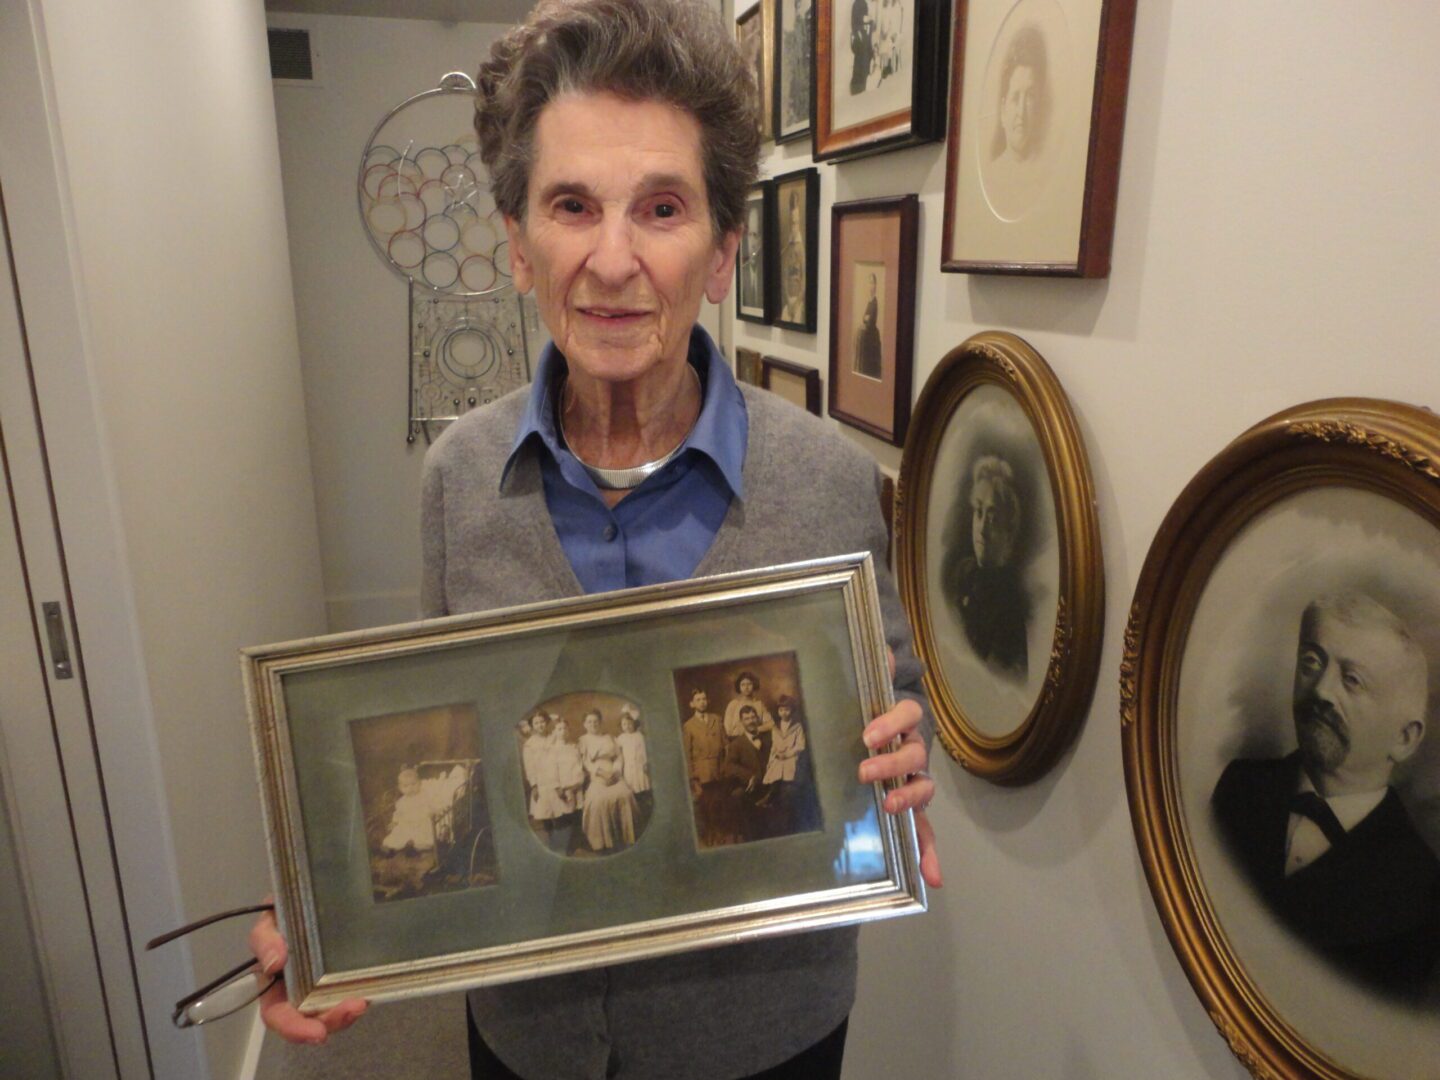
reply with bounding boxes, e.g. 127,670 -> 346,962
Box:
621,715 -> 636,732
584,713 -> 600,733
739,676 -> 756,696
505,91 -> 740,390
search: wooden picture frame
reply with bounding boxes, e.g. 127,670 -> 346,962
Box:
736,180 -> 774,324
735,346 -> 765,387
737,0 -> 777,144
827,195 -> 917,446
1123,399 -> 1440,1079
941,0 -> 1136,276
774,0 -> 815,144
895,330 -> 1103,783
246,556 -> 926,1012
814,0 -> 950,162
761,356 -> 822,416
770,168 -> 820,333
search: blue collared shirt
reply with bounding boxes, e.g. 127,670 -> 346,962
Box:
502,326 -> 747,594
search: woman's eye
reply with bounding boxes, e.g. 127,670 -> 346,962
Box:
559,198 -> 585,214
654,203 -> 678,219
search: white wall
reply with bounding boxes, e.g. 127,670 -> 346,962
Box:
270,14 -> 510,631
734,2 -> 1440,1078
28,0 -> 328,1075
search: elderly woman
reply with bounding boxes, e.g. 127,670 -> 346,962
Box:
251,0 -> 939,1075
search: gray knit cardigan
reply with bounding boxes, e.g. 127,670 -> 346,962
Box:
420,383 -> 927,1080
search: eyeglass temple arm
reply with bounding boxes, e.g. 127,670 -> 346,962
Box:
145,902 -> 276,950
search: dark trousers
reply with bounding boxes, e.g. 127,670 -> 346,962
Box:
468,1006 -> 848,1080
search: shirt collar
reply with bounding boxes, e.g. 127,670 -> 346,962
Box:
1294,770 -> 1389,832
501,325 -> 746,498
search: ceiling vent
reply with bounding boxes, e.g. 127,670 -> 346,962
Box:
268,27 -> 314,81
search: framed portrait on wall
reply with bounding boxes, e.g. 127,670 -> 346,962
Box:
735,346 -> 765,387
941,0 -> 1136,276
770,168 -> 819,333
737,0 -> 776,144
814,0 -> 950,161
774,0 -> 814,143
895,331 -> 1103,783
245,555 -> 926,1012
1124,399 -> 1440,1078
736,180 -> 773,324
827,195 -> 917,446
761,355 -> 822,416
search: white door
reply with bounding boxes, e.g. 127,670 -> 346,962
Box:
0,185 -> 151,1076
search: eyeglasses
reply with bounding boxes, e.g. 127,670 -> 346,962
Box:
145,902 -> 278,1028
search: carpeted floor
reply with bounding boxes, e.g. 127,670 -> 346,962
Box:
255,993 -> 469,1078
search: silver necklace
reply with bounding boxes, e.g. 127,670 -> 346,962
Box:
559,365 -> 701,490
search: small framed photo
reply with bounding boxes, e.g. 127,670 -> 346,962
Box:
761,356 -> 822,416
736,180 -> 773,324
896,331 -> 1103,783
814,0 -> 950,162
774,0 -> 814,144
770,168 -> 819,333
941,0 -> 1136,276
737,0 -> 776,144
827,195 -> 918,446
1124,399 -> 1440,1079
245,555 -> 925,1011
735,346 -> 765,387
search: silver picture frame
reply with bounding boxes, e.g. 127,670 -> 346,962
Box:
245,554 -> 926,1012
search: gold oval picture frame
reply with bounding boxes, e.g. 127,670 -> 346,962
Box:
896,330 -> 1103,783
1123,398 -> 1440,1079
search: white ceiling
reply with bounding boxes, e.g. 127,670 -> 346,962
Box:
264,0 -> 537,25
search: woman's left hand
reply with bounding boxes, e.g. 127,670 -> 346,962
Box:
857,655 -> 943,890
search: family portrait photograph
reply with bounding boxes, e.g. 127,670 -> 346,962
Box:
830,0 -> 910,134
1171,485 -> 1440,1076
672,651 -> 823,850
516,691 -> 655,858
737,183 -> 770,322
348,703 -> 499,903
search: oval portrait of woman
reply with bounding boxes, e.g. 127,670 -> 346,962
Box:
516,691 -> 655,858
897,331 -> 1103,782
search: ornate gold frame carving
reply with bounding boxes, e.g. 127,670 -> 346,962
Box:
1123,397 -> 1440,1079
895,331 -> 1104,783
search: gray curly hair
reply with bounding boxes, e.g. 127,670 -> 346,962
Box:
474,0 -> 760,239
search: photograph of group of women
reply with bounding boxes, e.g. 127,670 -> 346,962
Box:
348,703 -> 499,903
516,692 -> 654,857
674,651 -> 823,849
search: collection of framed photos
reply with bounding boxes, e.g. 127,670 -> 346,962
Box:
735,5 -> 1440,1077
732,0 -> 1138,448
246,555 -> 926,1011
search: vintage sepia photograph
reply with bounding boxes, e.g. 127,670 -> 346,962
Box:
348,703 -> 498,903
897,331 -> 1102,783
736,181 -> 771,323
828,196 -> 917,445
775,0 -> 814,141
1126,399 -> 1440,1078
850,263 -> 885,379
673,651 -> 823,850
815,0 -> 948,160
736,0 -> 775,143
771,168 -> 818,332
942,0 -> 1136,274
516,691 -> 655,858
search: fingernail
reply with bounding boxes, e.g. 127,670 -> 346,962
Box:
307,1033 -> 326,1046
262,950 -> 282,974
862,730 -> 876,749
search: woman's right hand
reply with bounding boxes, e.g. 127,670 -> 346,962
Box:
248,904 -> 368,1044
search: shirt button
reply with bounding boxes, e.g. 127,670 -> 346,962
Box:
602,524 -> 618,542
